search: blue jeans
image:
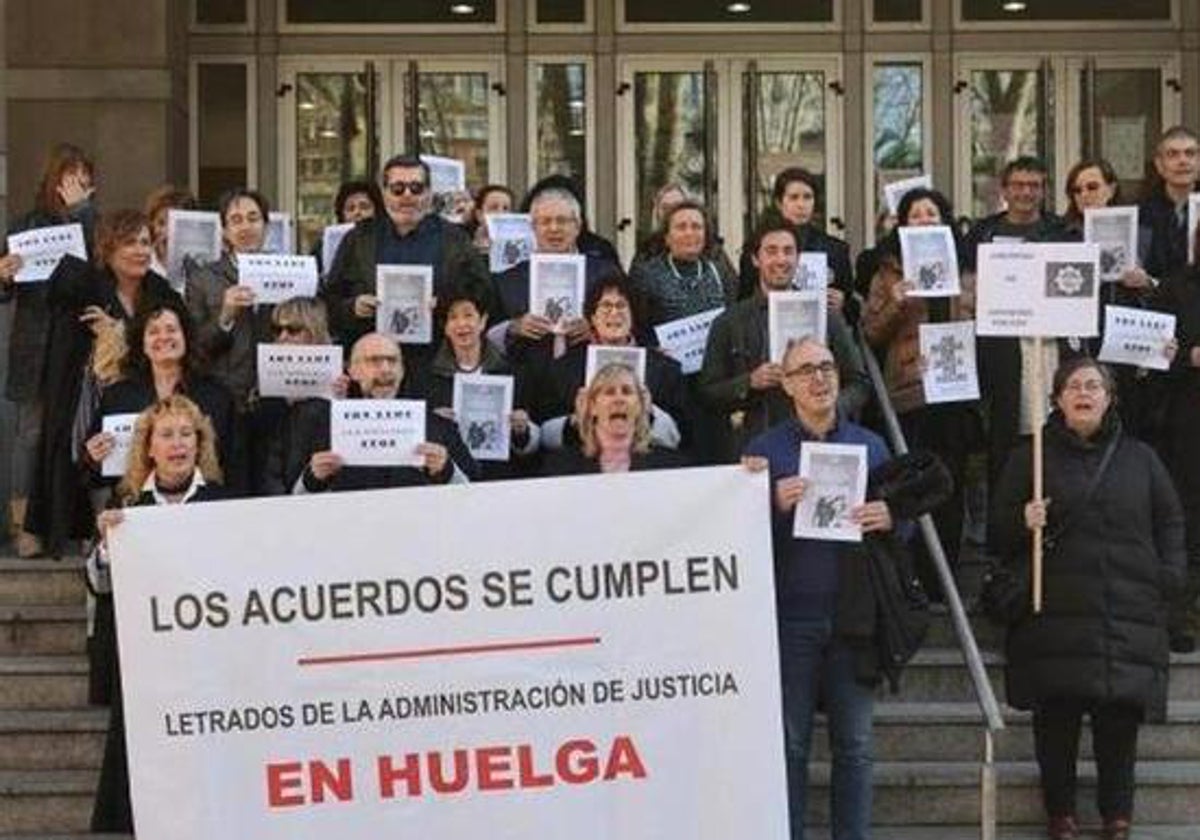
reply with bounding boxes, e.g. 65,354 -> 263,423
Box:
779,614 -> 875,840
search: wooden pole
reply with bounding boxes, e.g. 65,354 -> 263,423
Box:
1030,336 -> 1045,614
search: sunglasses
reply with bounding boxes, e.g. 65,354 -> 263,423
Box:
274,323 -> 307,336
385,180 -> 427,197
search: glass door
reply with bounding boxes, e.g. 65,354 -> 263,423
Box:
1065,55 -> 1181,208
954,57 -> 1055,220
731,57 -> 842,258
616,60 -> 717,260
616,56 -> 842,264
279,60 -> 388,254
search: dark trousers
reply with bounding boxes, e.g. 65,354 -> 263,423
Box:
1032,698 -> 1141,821
899,403 -> 974,599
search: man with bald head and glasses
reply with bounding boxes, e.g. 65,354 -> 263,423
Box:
320,154 -> 490,355
742,335 -> 894,840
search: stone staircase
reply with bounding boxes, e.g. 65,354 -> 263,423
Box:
1,556 -> 1197,838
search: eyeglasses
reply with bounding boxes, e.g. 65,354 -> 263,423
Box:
595,300 -> 630,313
274,323 -> 306,337
385,181 -> 427,197
1063,380 -> 1106,394
1070,181 -> 1107,195
784,361 -> 837,380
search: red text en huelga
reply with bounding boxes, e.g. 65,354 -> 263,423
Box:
266,735 -> 647,807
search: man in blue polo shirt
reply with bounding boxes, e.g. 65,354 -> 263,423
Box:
743,335 -> 894,840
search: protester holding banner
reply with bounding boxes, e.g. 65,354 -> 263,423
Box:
1140,126 -> 1199,283
25,210 -> 181,556
700,221 -> 869,461
991,357 -> 1185,840
410,285 -> 540,480
279,332 -> 476,493
741,336 -> 895,840
542,361 -> 689,475
970,157 -> 1080,546
322,155 -> 489,354
0,142 -> 98,556
531,274 -> 690,453
89,394 -> 228,834
737,167 -> 855,312
82,301 -> 236,505
143,184 -> 198,279
863,187 -> 978,598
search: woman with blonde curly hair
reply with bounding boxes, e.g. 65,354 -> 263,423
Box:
89,395 -> 226,834
542,362 -> 689,475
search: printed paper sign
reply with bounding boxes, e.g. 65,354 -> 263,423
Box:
330,399 -> 426,467
530,254 -> 586,330
654,308 -> 723,375
321,222 -> 355,274
919,321 -> 980,404
1098,305 -> 1176,371
452,373 -> 514,462
586,345 -> 647,386
899,226 -> 961,297
768,290 -> 826,364
794,442 -> 868,542
256,344 -> 344,400
793,252 -> 828,293
486,213 -> 535,274
107,466 -> 787,840
237,254 -> 319,304
166,210 -> 222,292
101,413 -> 139,479
421,154 -> 467,196
883,174 -> 933,215
6,223 -> 87,283
975,243 -> 1100,338
264,212 -> 295,255
1084,206 -> 1138,283
376,265 -> 434,344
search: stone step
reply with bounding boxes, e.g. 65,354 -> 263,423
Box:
0,658 -> 89,710
893,649 -> 1200,704
803,760 -> 1200,826
0,770 -> 95,834
2,763 -> 1197,834
0,561 -> 87,607
810,701 -> 1200,763
923,608 -> 1005,650
807,829 -> 1200,840
0,606 -> 88,657
0,710 -> 107,770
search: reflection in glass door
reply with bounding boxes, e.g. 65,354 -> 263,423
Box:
632,70 -> 711,248
964,66 -> 1051,219
293,70 -> 371,254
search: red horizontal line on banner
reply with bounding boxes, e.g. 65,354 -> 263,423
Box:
297,635 -> 602,667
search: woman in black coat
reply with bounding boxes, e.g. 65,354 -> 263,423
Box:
89,394 -> 228,833
26,209 -> 181,554
993,357 -> 1185,840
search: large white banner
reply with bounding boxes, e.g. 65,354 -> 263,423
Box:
109,467 -> 787,840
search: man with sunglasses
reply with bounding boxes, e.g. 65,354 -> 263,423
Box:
321,154 -> 490,362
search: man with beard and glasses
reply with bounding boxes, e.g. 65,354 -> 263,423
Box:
268,332 -> 477,494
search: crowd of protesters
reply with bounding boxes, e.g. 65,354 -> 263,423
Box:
3,126 -> 1199,840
